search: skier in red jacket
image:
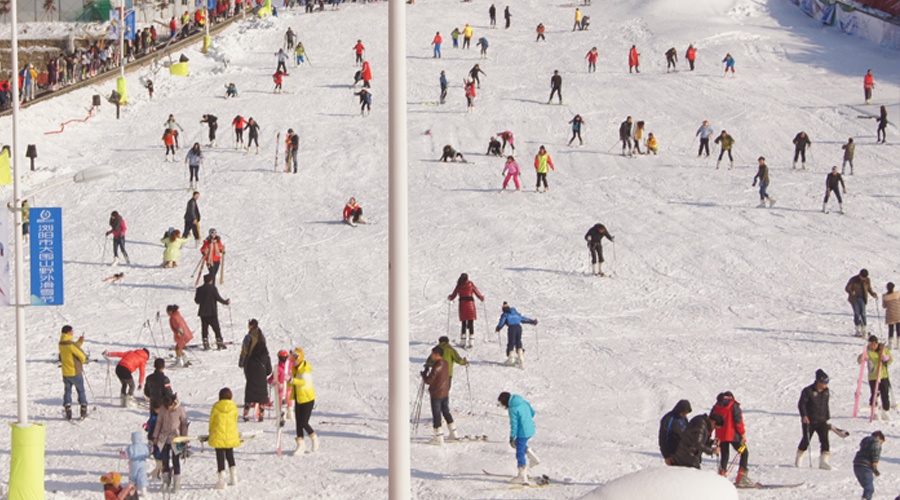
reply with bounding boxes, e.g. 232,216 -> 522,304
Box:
711,391 -> 754,487
448,273 -> 485,348
685,44 -> 697,71
628,45 -> 640,73
353,40 -> 365,66
361,60 -> 372,88
863,69 -> 875,104
104,348 -> 150,407
231,115 -> 248,149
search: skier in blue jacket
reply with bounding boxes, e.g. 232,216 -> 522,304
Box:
499,392 -> 540,484
495,302 -> 537,368
439,71 -> 448,104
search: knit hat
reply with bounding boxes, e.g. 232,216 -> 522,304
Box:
815,369 -> 829,383
100,472 -> 121,484
498,392 -> 511,408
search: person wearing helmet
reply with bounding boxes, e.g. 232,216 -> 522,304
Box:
290,348 -> 318,455
270,349 -> 294,421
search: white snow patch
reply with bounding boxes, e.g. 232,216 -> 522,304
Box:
582,467 -> 739,500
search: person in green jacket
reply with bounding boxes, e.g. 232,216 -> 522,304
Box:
294,42 -> 307,65
858,335 -> 892,421
713,130 -> 735,170
451,27 -> 460,49
435,336 -> 467,388
161,229 -> 191,268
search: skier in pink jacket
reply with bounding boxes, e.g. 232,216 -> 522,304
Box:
502,156 -> 521,191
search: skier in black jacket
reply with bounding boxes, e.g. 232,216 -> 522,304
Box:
670,413 -> 723,469
796,368 -> 832,469
486,137 -> 502,156
143,358 -> 174,414
200,114 -> 218,147
823,166 -> 846,214
584,223 -> 614,276
548,70 -> 562,104
792,131 -> 811,170
194,274 -> 231,350
183,191 -> 201,241
659,399 -> 692,463
619,116 -> 634,157
246,118 -> 261,154
665,47 -> 678,72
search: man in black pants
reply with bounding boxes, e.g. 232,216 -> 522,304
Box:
548,70 -> 562,104
201,114 -> 218,147
584,223 -> 614,277
194,274 -> 231,350
183,191 -> 201,241
823,166 -> 846,214
797,369 -> 833,469
619,116 -> 634,156
792,131 -> 811,170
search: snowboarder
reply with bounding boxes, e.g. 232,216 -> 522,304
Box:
439,71 -> 448,104
685,44 -> 696,71
863,69 -> 874,104
290,348 -> 319,455
361,59 -> 372,88
209,387 -> 240,489
354,89 -> 372,117
200,229 -> 225,278
792,131 -> 811,169
504,6 -> 511,28
153,394 -> 188,493
353,39 -> 365,65
487,136 -> 502,156
695,120 -> 712,157
497,130 -> 515,153
665,47 -> 678,72
501,156 -> 520,191
447,273 -> 485,348
495,302 -> 537,367
59,325 -> 88,420
165,114 -> 183,149
659,400 -> 692,464
568,115 -> 584,146
722,53 -> 735,76
548,70 -> 562,104
273,69 -> 284,94
166,305 -> 194,366
585,47 -> 599,72
440,145 -> 466,163
103,348 -> 149,408
714,130 -> 734,169
874,105 -> 887,143
535,23 -> 545,42
711,391 -> 753,486
432,32 -> 442,58
343,197 -> 365,226
200,114 -> 218,147
841,137 -> 856,174
469,64 -> 486,88
163,129 -> 176,161
422,346 -> 458,444
194,273 -> 231,350
185,143 -> 204,189
499,392 -> 540,484
822,166 -> 846,214
225,83 -> 237,98
476,37 -> 489,59
144,358 -> 174,413
533,145 -> 554,193
884,283 -> 900,349
183,191 -> 201,242
752,156 -> 776,208
619,116 -> 634,156
846,269 -> 878,337
462,24 -> 473,49
284,27 -> 295,49
670,413 -> 723,469
489,4 -> 496,27
628,45 -> 640,73
106,211 -> 130,266
123,431 -> 150,497
285,128 -> 299,173
464,78 -> 476,112
231,116 -> 248,149
275,48 -> 288,74
239,319 -> 273,422
584,223 -> 614,276
796,369 -> 832,469
858,335 -> 892,420
853,431 -> 885,500
246,118 -> 260,153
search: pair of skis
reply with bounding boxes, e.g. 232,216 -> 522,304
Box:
853,340 -> 887,422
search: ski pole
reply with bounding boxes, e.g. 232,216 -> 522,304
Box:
726,443 -> 745,474
465,364 -> 473,413
446,300 -> 451,336
228,304 -> 236,344
83,368 -> 96,402
101,234 -> 110,263
607,140 -> 619,153
219,253 -> 226,285
535,324 -> 540,360
481,301 -> 489,344
612,240 -> 617,276
105,357 -> 111,400
806,426 -> 813,468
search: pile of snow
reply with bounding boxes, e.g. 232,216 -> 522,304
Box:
582,467 -> 738,500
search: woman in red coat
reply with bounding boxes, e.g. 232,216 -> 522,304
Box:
166,304 -> 194,367
447,273 -> 485,348
628,45 -> 640,73
361,60 -> 372,89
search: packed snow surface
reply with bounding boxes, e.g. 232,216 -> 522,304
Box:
0,0 -> 899,498
582,467 -> 739,500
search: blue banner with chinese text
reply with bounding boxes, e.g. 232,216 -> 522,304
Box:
29,207 -> 64,306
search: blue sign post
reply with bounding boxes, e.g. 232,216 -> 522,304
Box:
29,208 -> 64,306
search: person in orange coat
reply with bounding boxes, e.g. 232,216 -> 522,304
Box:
163,129 -> 176,162
629,45 -> 640,73
585,47 -> 599,73
685,44 -> 697,71
200,228 -> 225,278
864,69 -> 875,104
353,39 -> 365,66
273,70 -> 284,94
432,32 -> 442,58
104,348 -> 150,407
448,273 -> 485,348
361,60 -> 372,88
166,305 -> 194,366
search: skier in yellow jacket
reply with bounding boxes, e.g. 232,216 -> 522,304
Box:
59,325 -> 88,420
291,348 -> 319,455
209,387 -> 240,489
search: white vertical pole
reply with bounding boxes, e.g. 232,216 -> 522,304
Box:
119,0 -> 125,78
10,0 -> 27,428
388,0 -> 410,499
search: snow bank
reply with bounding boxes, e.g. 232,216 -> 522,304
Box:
581,467 -> 739,500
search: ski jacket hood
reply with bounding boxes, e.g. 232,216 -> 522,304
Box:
711,395 -> 745,442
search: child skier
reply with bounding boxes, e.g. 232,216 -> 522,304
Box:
495,302 -> 537,368
106,211 -> 130,266
232,115 -> 248,149
100,472 -> 137,500
501,156 -> 520,191
209,387 -> 240,489
822,166 -> 846,214
440,145 -> 466,163
225,83 -> 237,99
646,133 -> 658,155
161,229 -> 190,267
273,70 -> 284,94
585,47 -> 598,72
722,53 -> 735,76
270,350 -> 294,421
533,145 -> 554,193
185,143 -> 204,189
487,136 -> 502,156
568,115 -> 584,146
294,42 -> 306,65
166,304 -> 194,367
121,431 -> 150,496
464,78 -> 476,112
165,114 -> 183,149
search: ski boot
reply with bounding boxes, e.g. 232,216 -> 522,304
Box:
112,256 -> 119,267
504,351 -> 517,366
448,422 -> 460,441
756,201 -> 767,208
459,334 -> 467,349
309,432 -> 319,452
516,348 -> 525,369
64,405 -> 72,421
838,203 -> 844,215
819,452 -> 832,470
466,334 -> 474,349
242,406 -> 251,422
161,472 -> 171,492
228,467 -> 238,486
509,466 -> 529,484
794,449 -> 805,467
735,469 -> 755,487
768,198 -> 776,208
293,436 -> 306,456
822,202 -> 828,213
217,341 -> 227,351
428,427 -> 444,446
172,474 -> 181,493
202,339 -> 211,351
214,471 -> 227,489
